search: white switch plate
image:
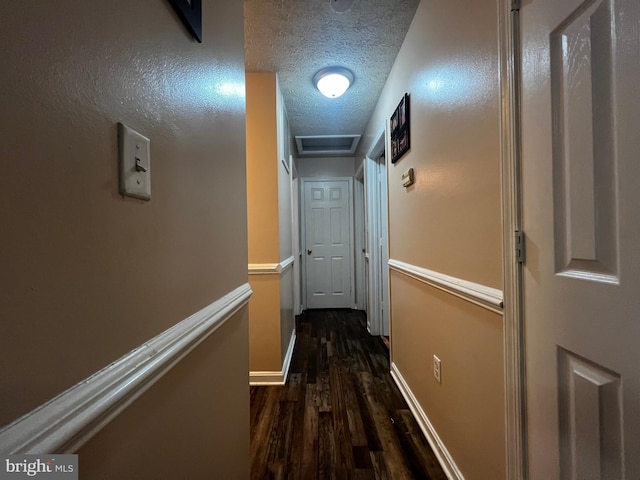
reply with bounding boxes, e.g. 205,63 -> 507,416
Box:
433,355 -> 442,383
118,123 -> 151,200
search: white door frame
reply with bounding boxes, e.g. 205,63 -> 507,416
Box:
300,177 -> 355,310
499,0 -> 526,478
364,124 -> 390,336
354,163 -> 366,311
291,157 -> 302,315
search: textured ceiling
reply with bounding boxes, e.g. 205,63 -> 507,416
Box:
244,0 -> 420,141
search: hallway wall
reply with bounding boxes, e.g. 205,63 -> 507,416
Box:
246,73 -> 296,381
360,0 -> 505,478
0,1 -> 249,476
297,156 -> 357,178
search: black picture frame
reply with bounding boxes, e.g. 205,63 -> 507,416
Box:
390,93 -> 410,164
168,0 -> 202,43
398,129 -> 408,152
399,96 -> 407,129
391,110 -> 399,137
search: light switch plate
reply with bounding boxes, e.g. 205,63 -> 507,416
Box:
118,123 -> 151,200
433,355 -> 442,383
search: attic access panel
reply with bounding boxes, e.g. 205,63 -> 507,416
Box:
295,135 -> 361,156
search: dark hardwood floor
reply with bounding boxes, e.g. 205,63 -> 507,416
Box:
250,309 -> 447,479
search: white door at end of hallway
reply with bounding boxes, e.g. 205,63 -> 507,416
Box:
521,0 -> 640,478
303,179 -> 353,309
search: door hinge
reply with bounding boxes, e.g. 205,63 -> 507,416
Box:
511,0 -> 521,11
515,230 -> 526,264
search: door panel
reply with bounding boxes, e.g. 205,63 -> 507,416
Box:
304,180 -> 353,308
558,349 -> 623,480
550,0 -> 618,283
521,0 -> 639,478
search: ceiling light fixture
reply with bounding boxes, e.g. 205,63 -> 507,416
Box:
314,67 -> 354,98
330,0 -> 354,13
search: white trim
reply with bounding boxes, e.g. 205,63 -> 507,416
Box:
248,256 -> 295,275
281,328 -> 296,380
366,124 -> 386,159
355,160 -> 365,181
249,371 -> 287,385
363,123 -> 390,336
295,135 -> 361,156
248,263 -> 280,274
391,362 -> 464,480
279,255 -> 295,272
354,178 -> 366,311
0,283 -> 253,454
499,0 -> 527,477
250,329 -> 296,386
292,163 -> 303,316
388,259 -> 504,315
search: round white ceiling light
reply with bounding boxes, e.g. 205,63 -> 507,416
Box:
314,67 -> 354,98
330,0 -> 354,13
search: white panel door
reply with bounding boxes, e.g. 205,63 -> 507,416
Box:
521,0 -> 640,478
304,180 -> 353,309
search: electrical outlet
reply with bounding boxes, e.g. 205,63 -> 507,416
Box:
433,355 -> 442,383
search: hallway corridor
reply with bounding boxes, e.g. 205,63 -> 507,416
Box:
250,310 -> 447,479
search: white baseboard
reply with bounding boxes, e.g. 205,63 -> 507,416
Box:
390,362 -> 465,480
250,329 -> 296,386
248,371 -> 287,386
0,283 -> 252,454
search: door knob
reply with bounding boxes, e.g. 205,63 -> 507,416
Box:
307,249 -> 312,255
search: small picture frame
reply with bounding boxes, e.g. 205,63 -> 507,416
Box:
390,93 -> 410,164
391,110 -> 399,137
398,130 -> 408,152
399,97 -> 407,130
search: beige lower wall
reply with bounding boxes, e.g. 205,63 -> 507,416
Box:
390,270 -> 505,479
248,275 -> 282,372
78,307 -> 250,479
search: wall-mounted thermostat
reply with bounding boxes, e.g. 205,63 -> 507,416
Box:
402,168 -> 415,188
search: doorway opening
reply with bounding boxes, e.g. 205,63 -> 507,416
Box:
364,125 -> 390,338
301,177 -> 355,309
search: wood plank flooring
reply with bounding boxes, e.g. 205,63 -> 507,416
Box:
250,309 -> 447,479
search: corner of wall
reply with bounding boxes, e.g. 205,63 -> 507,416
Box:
246,71 -> 297,383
